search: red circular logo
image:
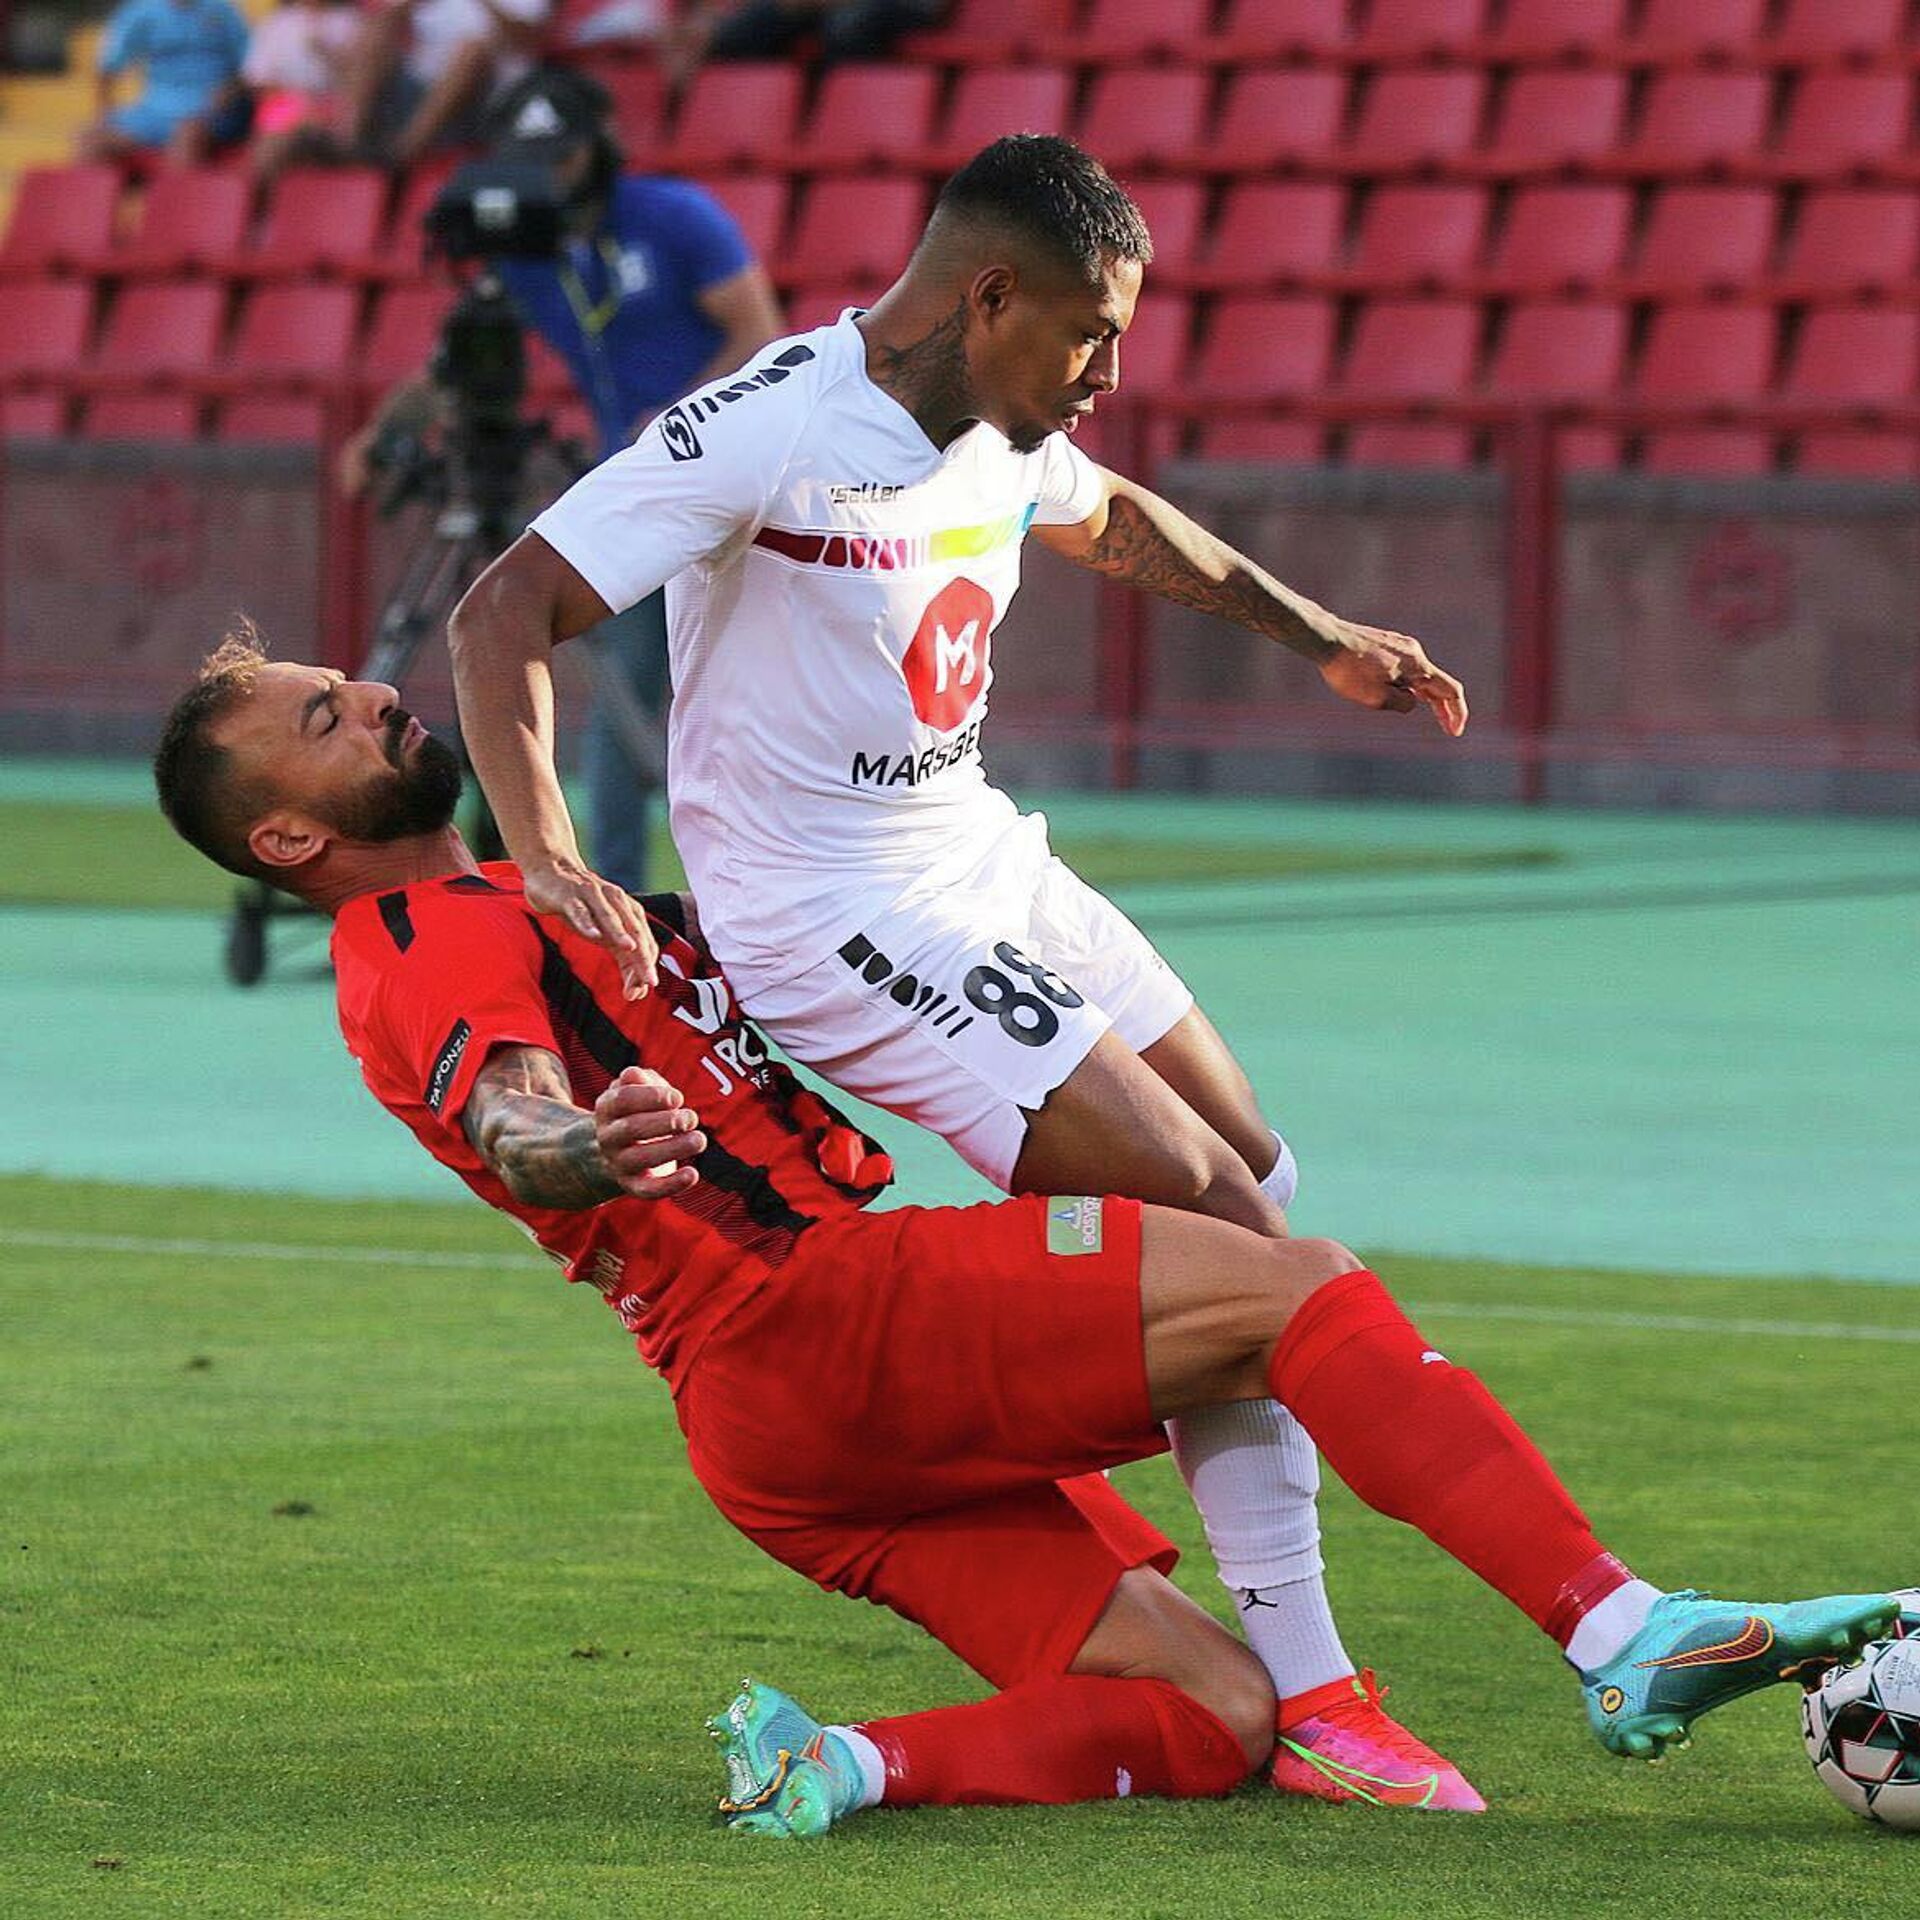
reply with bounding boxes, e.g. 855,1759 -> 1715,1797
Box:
901,577 -> 995,730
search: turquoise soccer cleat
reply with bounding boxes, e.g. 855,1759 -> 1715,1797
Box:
707,1679 -> 866,1837
1580,1588 -> 1901,1760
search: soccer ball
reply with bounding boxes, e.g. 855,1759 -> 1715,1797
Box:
1802,1589 -> 1920,1831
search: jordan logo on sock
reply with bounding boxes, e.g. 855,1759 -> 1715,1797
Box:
1238,1587 -> 1281,1612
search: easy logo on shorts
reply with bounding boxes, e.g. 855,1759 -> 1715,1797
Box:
1047,1197 -> 1104,1257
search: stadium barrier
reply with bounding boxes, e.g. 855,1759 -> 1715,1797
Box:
1,374 -> 1916,807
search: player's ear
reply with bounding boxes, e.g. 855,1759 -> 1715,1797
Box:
968,262 -> 1018,322
247,809 -> 330,875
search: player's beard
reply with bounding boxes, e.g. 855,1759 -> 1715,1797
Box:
324,715 -> 464,844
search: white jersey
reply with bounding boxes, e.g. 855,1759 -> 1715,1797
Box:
529,312 -> 1106,986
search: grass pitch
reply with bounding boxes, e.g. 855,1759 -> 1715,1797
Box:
5,1174 -> 1916,1920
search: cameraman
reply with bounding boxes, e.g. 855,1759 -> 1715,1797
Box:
340,68 -> 783,894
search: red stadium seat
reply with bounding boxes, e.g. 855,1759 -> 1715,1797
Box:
1342,184 -> 1488,293
1207,0 -> 1352,62
1775,190 -> 1920,299
1769,0 -> 1909,66
367,160 -> 462,285
116,166 -> 251,277
1484,299 -> 1628,468
363,283 -> 453,384
1128,180 -> 1206,284
1615,71 -> 1773,176
1350,0 -> 1487,61
218,282 -> 361,442
792,65 -> 940,174
1190,293 -> 1333,453
1338,298 -> 1481,468
1634,302 -> 1777,473
0,279 -> 93,434
1471,70 -> 1628,177
244,168 -> 389,279
782,177 -> 926,290
1764,73 -> 1911,182
1483,0 -> 1626,61
1188,180 -> 1345,290
927,67 -> 1073,174
1210,69 -> 1350,173
1066,0 -> 1215,62
0,165 -> 120,278
665,65 -> 804,171
687,174 -> 789,263
1481,184 -> 1631,294
1627,186 -> 1777,298
1113,291 -> 1194,398
1193,294 -> 1335,398
84,279 -> 227,440
1341,69 -> 1486,175
600,64 -> 669,165
1631,0 -> 1768,63
1074,66 -> 1210,173
905,0 -> 1069,63
784,285 -> 871,331
1786,308 -> 1920,477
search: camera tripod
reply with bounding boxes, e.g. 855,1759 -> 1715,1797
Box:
223,400 -> 665,987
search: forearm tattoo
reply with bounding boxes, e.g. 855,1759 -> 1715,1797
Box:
463,1046 -> 621,1212
1070,490 -> 1339,664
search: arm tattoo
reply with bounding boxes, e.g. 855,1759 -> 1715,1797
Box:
462,1045 -> 622,1212
1069,488 -> 1339,664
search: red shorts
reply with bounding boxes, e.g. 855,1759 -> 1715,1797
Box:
677,1193 -> 1176,1687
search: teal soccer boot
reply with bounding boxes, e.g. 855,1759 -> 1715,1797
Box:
708,1679 -> 866,1837
1581,1589 -> 1900,1760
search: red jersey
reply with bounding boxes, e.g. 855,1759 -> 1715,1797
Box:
331,863 -> 893,1383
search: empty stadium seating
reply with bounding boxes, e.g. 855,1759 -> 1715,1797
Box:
4,0 -> 1918,481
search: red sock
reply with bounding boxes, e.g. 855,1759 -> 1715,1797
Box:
859,1674 -> 1248,1807
1269,1270 -> 1634,1643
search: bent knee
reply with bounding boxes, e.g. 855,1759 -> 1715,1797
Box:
1188,1647 -> 1280,1770
1267,1235 -> 1363,1296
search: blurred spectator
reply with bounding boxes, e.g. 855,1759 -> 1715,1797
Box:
340,0 -> 554,168
339,71 -> 785,892
78,0 -> 252,166
672,0 -> 949,74
241,0 -> 361,181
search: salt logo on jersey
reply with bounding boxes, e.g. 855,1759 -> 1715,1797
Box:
659,344 -> 819,464
659,404 -> 702,462
901,577 -> 995,730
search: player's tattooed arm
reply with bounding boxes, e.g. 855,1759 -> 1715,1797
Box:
462,1048 -> 704,1209
1039,476 -> 1469,737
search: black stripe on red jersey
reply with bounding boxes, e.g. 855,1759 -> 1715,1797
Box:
637,891 -> 688,940
528,919 -> 816,1264
377,891 -> 416,952
445,874 -> 502,894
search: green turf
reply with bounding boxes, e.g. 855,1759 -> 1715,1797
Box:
5,1174 -> 1915,1920
0,794 -> 1558,910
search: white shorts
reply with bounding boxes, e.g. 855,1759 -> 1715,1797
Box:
730,814 -> 1195,1189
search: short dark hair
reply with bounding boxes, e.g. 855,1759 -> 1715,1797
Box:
152,623 -> 278,884
932,135 -> 1153,285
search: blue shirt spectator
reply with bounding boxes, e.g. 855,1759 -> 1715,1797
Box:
496,175 -> 756,460
83,0 -> 250,159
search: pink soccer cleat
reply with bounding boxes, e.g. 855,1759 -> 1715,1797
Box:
1270,1669 -> 1486,1811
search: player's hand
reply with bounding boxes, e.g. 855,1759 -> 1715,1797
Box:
1317,622 -> 1469,738
522,856 -> 659,998
593,1067 -> 703,1198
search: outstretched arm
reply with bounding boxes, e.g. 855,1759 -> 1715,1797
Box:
1036,471 -> 1469,738
461,1047 -> 705,1211
448,531 -> 660,994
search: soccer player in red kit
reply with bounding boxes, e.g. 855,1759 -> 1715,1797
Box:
152,638 -> 1899,1836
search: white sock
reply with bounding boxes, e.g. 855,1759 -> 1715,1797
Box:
824,1725 -> 887,1808
1260,1130 -> 1299,1212
1165,1397 -> 1354,1704
1564,1580 -> 1664,1674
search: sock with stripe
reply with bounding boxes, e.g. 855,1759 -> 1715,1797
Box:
1268,1269 -> 1643,1646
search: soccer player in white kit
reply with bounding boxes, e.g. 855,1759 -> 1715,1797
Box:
448,136 -> 1478,1807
